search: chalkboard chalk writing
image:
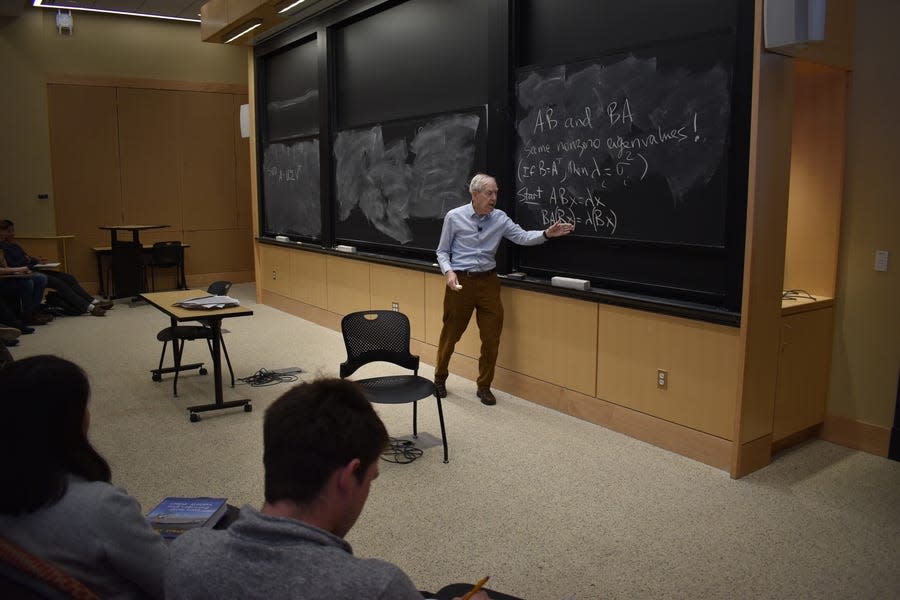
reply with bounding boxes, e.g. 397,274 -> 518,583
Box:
333,110 -> 483,251
515,42 -> 732,247
262,138 -> 321,239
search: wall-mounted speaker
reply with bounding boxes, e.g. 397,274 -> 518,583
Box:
239,104 -> 250,138
765,0 -> 827,49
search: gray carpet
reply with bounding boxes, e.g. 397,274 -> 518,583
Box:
9,283 -> 900,599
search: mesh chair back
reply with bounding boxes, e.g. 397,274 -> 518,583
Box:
340,310 -> 418,377
150,241 -> 183,267
207,281 -> 232,295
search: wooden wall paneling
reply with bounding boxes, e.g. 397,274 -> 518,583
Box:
369,264 -> 426,341
233,94 -> 252,232
423,273 -> 445,346
258,244 -> 292,295
499,287 -> 597,397
182,228 -> 253,281
773,307 -> 834,441
820,414 -> 890,457
116,88 -> 182,228
325,255 -> 371,315
47,84 -> 122,285
290,250 -> 328,309
783,61 -> 848,298
178,91 -> 238,231
597,304 -> 740,440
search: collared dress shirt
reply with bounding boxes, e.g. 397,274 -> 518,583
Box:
436,203 -> 546,274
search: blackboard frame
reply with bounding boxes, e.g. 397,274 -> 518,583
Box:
252,0 -> 755,324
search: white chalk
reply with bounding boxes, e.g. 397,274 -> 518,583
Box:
454,284 -> 463,290
275,235 -> 289,242
334,245 -> 357,253
551,276 -> 590,291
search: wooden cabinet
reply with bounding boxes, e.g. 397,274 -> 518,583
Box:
773,301 -> 834,443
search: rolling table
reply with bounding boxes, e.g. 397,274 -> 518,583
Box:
141,289 -> 253,422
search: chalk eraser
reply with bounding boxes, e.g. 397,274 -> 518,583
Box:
506,272 -> 526,279
335,244 -> 357,253
275,235 -> 289,242
551,276 -> 590,291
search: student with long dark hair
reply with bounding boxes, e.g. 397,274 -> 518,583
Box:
0,355 -> 167,599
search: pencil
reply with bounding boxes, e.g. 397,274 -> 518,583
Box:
460,575 -> 490,600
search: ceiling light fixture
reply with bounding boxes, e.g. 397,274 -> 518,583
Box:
32,0 -> 200,24
224,18 -> 263,43
277,0 -> 307,15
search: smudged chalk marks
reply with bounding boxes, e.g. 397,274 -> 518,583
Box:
334,112 -> 480,244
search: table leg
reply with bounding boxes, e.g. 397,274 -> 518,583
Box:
96,252 -> 106,298
186,318 -> 251,422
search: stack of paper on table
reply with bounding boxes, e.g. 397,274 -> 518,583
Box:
172,295 -> 240,310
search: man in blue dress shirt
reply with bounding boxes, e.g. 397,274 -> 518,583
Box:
434,173 -> 574,405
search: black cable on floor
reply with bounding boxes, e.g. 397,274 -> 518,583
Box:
237,369 -> 299,387
381,437 -> 423,464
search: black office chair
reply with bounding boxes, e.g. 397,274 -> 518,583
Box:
154,281 -> 234,397
147,241 -> 185,291
340,310 -> 448,463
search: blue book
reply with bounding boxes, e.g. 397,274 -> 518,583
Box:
146,497 -> 228,539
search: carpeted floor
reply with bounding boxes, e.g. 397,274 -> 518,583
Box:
8,282 -> 900,599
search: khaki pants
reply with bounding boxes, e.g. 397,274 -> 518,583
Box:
434,272 -> 503,389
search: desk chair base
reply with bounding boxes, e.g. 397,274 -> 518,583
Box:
188,399 -> 252,422
155,327 -> 234,397
152,362 -> 206,382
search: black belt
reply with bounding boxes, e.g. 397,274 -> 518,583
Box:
458,269 -> 495,278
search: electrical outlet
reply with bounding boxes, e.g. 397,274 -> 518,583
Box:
272,270 -> 276,280
391,302 -> 399,312
874,250 -> 889,272
657,369 -> 668,390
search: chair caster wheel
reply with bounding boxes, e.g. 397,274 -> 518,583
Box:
190,412 -> 200,422
199,367 -> 208,375
244,404 -> 252,413
152,373 -> 161,382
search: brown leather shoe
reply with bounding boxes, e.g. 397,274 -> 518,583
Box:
0,326 -> 21,343
90,305 -> 107,317
434,380 -> 447,398
96,300 -> 114,310
27,311 -> 53,325
477,387 -> 496,406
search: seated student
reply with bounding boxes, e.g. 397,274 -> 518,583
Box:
0,251 -> 51,326
0,219 -> 112,316
0,355 -> 167,599
1,285 -> 33,341
166,378 -> 490,600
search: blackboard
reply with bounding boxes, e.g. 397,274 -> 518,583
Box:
333,109 -> 485,253
514,37 -> 733,247
264,38 -> 318,142
262,138 -> 321,239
